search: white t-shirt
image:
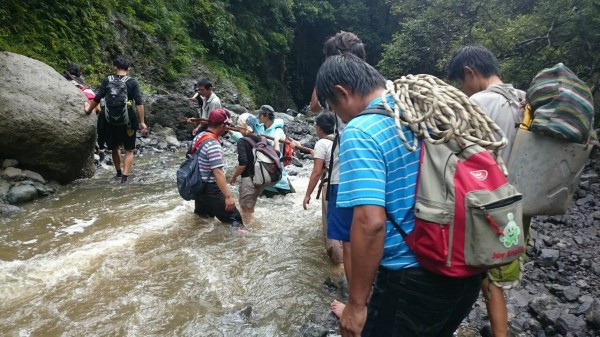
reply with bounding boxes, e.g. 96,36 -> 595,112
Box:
470,84 -> 525,164
313,137 -> 339,184
201,92 -> 222,119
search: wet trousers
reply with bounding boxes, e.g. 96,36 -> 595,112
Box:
194,183 -> 244,227
362,267 -> 482,337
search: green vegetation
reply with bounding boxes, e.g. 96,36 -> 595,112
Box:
378,0 -> 600,125
1,0 -> 598,124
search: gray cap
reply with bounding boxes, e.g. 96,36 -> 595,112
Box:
259,105 -> 275,114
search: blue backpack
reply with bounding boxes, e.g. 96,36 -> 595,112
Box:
176,133 -> 217,200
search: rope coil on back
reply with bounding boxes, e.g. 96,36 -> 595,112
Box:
379,74 -> 509,175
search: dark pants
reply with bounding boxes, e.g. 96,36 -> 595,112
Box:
194,183 -> 244,227
362,267 -> 482,337
97,110 -> 107,150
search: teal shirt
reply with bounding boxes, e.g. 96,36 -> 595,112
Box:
260,118 -> 291,192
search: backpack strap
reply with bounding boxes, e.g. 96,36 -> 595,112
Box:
484,85 -> 525,105
242,136 -> 258,147
316,134 -> 337,200
190,132 -> 219,154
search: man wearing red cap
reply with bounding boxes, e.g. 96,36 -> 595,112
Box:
191,108 -> 244,229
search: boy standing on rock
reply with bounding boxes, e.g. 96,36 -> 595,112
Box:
85,56 -> 147,183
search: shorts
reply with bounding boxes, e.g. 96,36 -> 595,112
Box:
106,123 -> 136,151
239,177 -> 263,209
486,216 -> 532,284
326,184 -> 353,242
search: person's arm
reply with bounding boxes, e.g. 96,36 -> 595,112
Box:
304,158 -> 325,210
334,126 -> 387,337
212,167 -> 235,211
189,92 -> 199,100
85,78 -> 106,115
136,104 -> 147,135
85,101 -> 99,115
340,205 -> 386,337
130,80 -> 147,134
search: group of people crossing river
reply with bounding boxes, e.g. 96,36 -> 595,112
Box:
70,30 -> 551,337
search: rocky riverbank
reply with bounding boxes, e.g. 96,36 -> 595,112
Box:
302,145 -> 600,337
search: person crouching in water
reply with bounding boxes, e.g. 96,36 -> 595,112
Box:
303,111 -> 347,266
229,113 -> 280,223
257,105 -> 295,197
193,108 -> 245,229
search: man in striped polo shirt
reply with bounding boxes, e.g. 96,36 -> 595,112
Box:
315,54 -> 481,337
192,108 -> 244,229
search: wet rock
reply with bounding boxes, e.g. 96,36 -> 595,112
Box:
587,301 -> 600,329
563,285 -> 581,302
292,157 -> 304,168
539,308 -> 562,326
572,300 -> 594,315
556,313 -> 587,334
0,203 -> 23,214
529,295 -> 558,316
165,136 -> 180,147
22,170 -> 45,184
6,184 -> 38,204
2,159 -> 18,168
225,104 -> 249,116
33,182 -> 53,197
2,167 -> 24,181
0,177 -> 10,201
538,249 -> 560,267
238,305 -> 252,319
592,262 -> 600,276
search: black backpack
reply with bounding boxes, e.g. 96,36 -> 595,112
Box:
104,75 -> 131,126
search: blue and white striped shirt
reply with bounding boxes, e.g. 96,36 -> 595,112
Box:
337,98 -> 421,269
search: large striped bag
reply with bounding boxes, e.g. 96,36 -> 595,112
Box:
527,63 -> 594,144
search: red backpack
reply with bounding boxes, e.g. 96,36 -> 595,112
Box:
364,108 -> 525,278
391,139 -> 525,278
275,126 -> 294,166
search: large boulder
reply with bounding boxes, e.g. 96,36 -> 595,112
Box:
145,94 -> 197,141
0,52 -> 96,183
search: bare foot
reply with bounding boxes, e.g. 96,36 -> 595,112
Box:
331,299 -> 346,319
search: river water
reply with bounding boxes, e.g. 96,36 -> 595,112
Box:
0,148 -> 336,337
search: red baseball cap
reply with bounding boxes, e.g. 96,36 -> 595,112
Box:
208,108 -> 233,126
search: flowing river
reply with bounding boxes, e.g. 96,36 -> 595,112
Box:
0,148 -> 337,337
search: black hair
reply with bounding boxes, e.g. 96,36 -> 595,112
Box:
323,31 -> 366,60
447,45 -> 500,81
315,111 -> 336,135
196,78 -> 213,90
67,63 -> 82,77
113,56 -> 130,70
315,53 -> 386,105
259,110 -> 275,121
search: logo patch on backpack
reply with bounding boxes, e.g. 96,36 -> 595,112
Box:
470,170 -> 488,181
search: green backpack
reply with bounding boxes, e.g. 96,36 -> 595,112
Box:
527,63 -> 594,144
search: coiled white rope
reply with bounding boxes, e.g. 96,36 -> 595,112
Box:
379,74 -> 509,175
